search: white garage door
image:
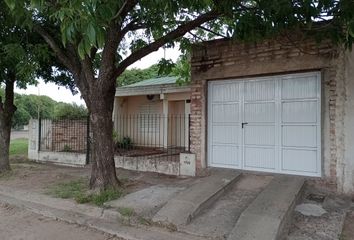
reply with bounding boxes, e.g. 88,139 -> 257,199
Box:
208,72 -> 321,177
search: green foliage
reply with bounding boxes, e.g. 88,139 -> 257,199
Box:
117,64 -> 163,87
89,188 -> 123,206
62,144 -> 72,152
119,137 -> 133,149
138,217 -> 153,226
172,55 -> 191,85
8,92 -> 87,128
13,94 -> 56,124
53,102 -> 88,119
9,0 -> 354,66
9,138 -> 28,156
112,130 -> 120,145
47,179 -> 87,199
47,179 -> 123,206
117,55 -> 191,87
113,131 -> 133,150
118,207 -> 135,217
0,0 -> 72,90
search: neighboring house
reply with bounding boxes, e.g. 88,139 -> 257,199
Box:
189,36 -> 354,194
113,76 -> 191,150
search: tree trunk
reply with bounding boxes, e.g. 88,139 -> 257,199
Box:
88,87 -> 121,191
0,76 -> 16,174
0,116 -> 11,173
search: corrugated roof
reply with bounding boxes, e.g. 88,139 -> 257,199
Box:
121,76 -> 178,88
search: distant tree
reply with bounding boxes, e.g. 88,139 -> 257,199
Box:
53,102 -> 88,119
16,95 -> 56,119
12,104 -> 30,129
117,64 -> 161,86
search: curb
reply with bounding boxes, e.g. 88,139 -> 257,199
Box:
0,186 -> 207,240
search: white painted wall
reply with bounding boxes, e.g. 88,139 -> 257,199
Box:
342,49 -> 354,193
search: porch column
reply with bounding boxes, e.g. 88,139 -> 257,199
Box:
163,98 -> 168,148
185,100 -> 191,151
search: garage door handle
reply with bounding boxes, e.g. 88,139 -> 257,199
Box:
242,122 -> 248,128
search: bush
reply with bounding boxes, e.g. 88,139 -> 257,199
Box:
112,131 -> 133,150
63,144 -> 72,152
119,137 -> 133,149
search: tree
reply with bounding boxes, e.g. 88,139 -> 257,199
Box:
7,0 -> 354,191
0,1 -> 71,173
53,102 -> 87,119
117,64 -> 162,86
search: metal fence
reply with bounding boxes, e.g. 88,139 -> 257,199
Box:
37,114 -> 190,164
38,116 -> 90,153
113,114 -> 191,160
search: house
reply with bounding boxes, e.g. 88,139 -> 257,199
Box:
188,36 -> 354,194
113,76 -> 192,151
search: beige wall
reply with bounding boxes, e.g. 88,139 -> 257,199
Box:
113,92 -> 190,148
190,37 -> 354,193
168,101 -> 186,147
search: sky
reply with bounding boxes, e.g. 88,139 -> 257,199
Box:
14,47 -> 181,106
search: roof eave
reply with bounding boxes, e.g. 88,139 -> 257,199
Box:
115,84 -> 191,97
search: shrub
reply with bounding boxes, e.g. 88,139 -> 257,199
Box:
119,137 -> 133,149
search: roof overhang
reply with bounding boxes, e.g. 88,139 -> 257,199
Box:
115,84 -> 191,97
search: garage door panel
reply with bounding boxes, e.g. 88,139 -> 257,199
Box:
208,72 -> 321,177
282,149 -> 317,173
244,147 -> 276,170
282,101 -> 317,123
212,82 -> 240,102
212,104 -> 239,123
244,125 -> 275,146
211,145 -> 239,166
282,125 -> 317,148
282,76 -> 317,99
244,79 -> 275,101
212,125 -> 239,144
244,103 -> 275,123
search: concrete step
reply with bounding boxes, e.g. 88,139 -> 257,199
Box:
152,169 -> 242,227
227,175 -> 305,240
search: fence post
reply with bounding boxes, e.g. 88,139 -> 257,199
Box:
188,114 -> 191,152
86,114 -> 90,165
38,116 -> 42,152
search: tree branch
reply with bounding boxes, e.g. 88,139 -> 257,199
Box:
112,0 -> 138,22
33,25 -> 76,73
114,10 -> 221,78
98,1 -> 139,83
198,25 -> 228,38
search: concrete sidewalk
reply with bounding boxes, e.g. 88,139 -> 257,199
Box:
0,186 -> 207,240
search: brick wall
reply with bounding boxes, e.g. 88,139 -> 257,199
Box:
190,36 -> 346,191
51,119 -> 88,152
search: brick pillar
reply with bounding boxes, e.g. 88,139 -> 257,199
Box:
190,79 -> 206,172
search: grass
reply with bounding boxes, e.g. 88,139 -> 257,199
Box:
47,178 -> 123,206
9,138 -> 28,156
118,207 -> 135,217
138,216 -> 153,226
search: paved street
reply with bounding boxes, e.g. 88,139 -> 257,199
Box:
10,130 -> 29,140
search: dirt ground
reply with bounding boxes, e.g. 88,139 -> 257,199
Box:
287,188 -> 353,240
341,211 -> 354,240
0,160 -> 195,195
0,202 -> 121,240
